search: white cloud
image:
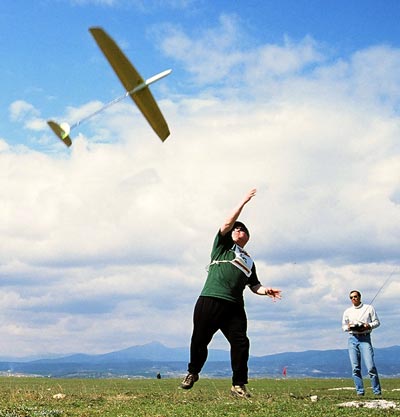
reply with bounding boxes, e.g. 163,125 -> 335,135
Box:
350,45 -> 400,105
9,100 -> 39,122
156,17 -> 325,88
0,139 -> 10,152
155,15 -> 249,84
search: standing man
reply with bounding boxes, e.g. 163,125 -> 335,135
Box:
342,290 -> 382,396
181,189 -> 281,398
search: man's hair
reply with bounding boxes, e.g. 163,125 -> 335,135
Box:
349,290 -> 361,298
232,221 -> 250,237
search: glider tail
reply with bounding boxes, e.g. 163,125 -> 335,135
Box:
47,121 -> 72,147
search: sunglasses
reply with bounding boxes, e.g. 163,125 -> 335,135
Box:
350,296 -> 359,299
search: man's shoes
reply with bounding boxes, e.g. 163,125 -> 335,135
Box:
231,385 -> 251,398
357,392 -> 365,397
181,373 -> 199,390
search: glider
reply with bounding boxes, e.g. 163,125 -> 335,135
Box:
47,27 -> 171,146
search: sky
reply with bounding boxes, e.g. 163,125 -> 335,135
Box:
0,0 -> 400,361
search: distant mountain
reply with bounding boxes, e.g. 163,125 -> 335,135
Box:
29,341 -> 229,363
0,342 -> 399,379
250,349 -> 349,378
250,345 -> 400,378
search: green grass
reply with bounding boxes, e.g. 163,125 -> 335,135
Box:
0,377 -> 399,416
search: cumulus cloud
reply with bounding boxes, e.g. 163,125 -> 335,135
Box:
9,100 -> 40,123
1,18 -> 400,357
8,100 -> 49,136
155,16 -> 325,87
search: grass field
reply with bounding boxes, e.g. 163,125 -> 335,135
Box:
0,377 -> 399,416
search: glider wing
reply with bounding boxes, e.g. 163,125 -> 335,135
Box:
47,120 -> 72,147
89,27 -> 170,141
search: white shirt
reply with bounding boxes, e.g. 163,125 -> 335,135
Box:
342,302 -> 380,334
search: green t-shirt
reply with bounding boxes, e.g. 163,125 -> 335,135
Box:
200,231 -> 260,305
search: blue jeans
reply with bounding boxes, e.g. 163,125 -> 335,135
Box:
348,333 -> 381,395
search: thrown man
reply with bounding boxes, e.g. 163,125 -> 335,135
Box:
181,189 -> 281,398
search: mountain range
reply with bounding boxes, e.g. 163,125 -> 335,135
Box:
1,342 -> 399,379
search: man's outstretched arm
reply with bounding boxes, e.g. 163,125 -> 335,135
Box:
220,188 -> 256,236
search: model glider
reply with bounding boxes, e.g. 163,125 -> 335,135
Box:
47,27 -> 171,146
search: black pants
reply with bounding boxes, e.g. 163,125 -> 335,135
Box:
188,296 -> 250,386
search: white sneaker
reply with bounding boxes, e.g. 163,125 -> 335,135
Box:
181,373 -> 199,389
231,385 -> 251,398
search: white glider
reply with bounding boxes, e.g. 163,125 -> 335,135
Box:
47,27 -> 171,146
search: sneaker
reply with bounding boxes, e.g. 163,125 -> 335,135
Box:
181,373 -> 199,390
231,385 -> 251,398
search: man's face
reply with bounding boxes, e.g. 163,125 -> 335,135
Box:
350,292 -> 361,307
232,226 -> 249,247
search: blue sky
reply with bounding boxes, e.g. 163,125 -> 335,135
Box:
0,0 -> 400,362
